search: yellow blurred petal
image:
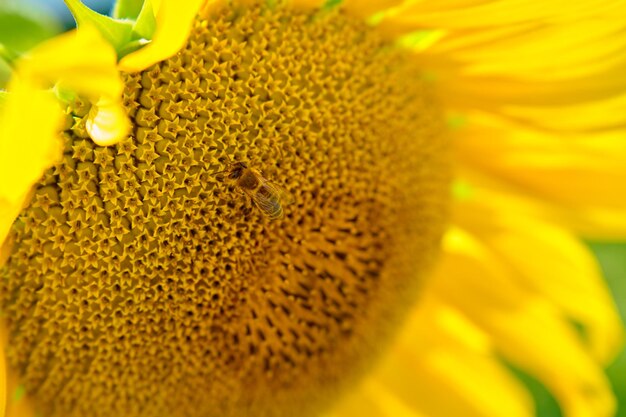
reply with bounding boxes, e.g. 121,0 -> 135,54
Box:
16,25 -> 122,100
0,202 -> 22,268
455,168 -> 626,240
289,0 -> 324,11
326,388 -> 389,417
435,66 -> 626,112
368,298 -> 534,417
0,84 -> 64,249
0,342 -> 5,417
329,293 -> 533,417
340,0 -> 405,18
1,326 -> 36,417
404,5 -> 626,112
433,228 -> 617,417
86,99 -> 131,146
376,1 -> 625,35
329,380 -> 426,417
362,381 -> 427,417
10,25 -> 127,147
428,19 -> 626,82
455,114 -> 626,235
499,92 -> 626,133
5,389 -> 35,417
453,195 -> 624,362
119,0 -> 205,72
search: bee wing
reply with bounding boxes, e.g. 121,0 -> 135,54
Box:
252,184 -> 284,219
265,181 -> 293,205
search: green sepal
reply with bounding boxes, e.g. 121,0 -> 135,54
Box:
0,46 -> 14,88
113,0 -> 144,20
0,58 -> 10,88
64,0 -> 134,54
132,0 -> 157,40
118,38 -> 150,60
0,43 -> 18,65
53,85 -> 78,104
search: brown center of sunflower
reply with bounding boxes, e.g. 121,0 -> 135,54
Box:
1,3 -> 449,417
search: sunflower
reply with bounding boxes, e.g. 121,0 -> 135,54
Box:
0,1 -> 624,417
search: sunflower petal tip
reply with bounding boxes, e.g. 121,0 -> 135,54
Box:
86,102 -> 131,146
118,0 -> 204,73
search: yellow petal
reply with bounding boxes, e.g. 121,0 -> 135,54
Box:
340,0 -> 405,19
454,113 -> 626,239
5,386 -> 35,417
428,19 -> 626,82
456,168 -> 626,240
401,4 -> 626,111
119,0 -> 205,72
289,0 -> 324,11
10,25 -> 129,147
435,68 -> 626,112
329,380 -> 426,417
0,83 -> 64,251
376,1 -> 625,36
1,25 -> 126,251
329,292 -> 533,417
368,298 -> 534,417
1,326 -> 36,417
432,228 -> 618,417
498,92 -> 626,133
453,195 -> 624,363
0,343 -> 5,417
86,99 -> 131,146
16,25 -> 123,100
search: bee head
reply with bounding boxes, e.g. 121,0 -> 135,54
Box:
229,162 -> 247,180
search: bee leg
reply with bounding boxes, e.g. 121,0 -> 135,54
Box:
213,169 -> 230,182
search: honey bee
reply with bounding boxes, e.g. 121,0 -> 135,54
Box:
220,161 -> 291,219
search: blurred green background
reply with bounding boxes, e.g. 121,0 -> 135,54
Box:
596,243 -> 626,417
1,2 -> 625,417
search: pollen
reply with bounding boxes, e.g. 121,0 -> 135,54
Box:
0,3 -> 449,417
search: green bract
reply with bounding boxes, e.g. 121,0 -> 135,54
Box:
64,0 -> 157,59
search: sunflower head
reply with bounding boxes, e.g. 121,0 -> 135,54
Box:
0,2 -> 449,416
2,1 -> 626,417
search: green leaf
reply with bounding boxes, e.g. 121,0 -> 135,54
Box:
131,0 -> 157,40
0,47 -> 13,88
0,44 -> 17,65
0,9 -> 62,54
113,0 -> 145,20
64,0 -> 134,54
